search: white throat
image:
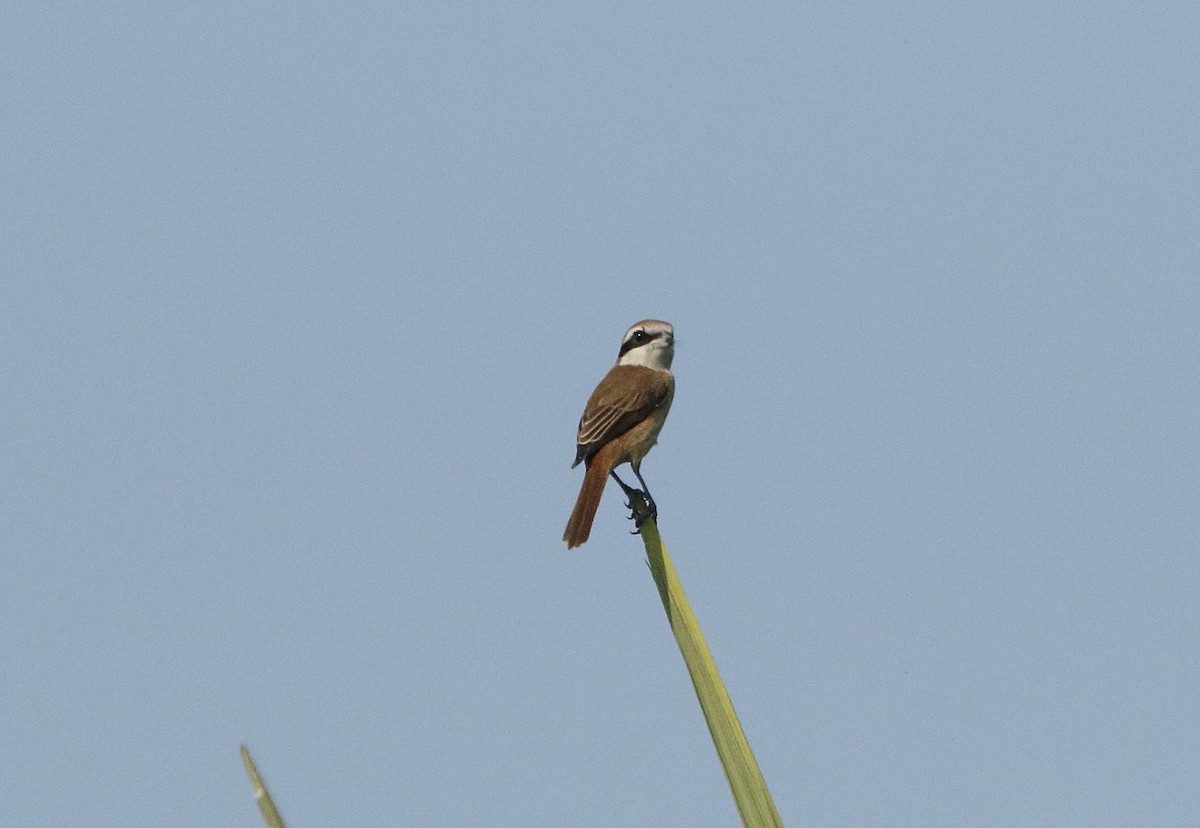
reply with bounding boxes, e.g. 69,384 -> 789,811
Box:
619,340 -> 673,370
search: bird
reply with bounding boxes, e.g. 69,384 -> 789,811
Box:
563,319 -> 675,548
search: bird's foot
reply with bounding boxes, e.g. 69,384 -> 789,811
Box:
625,489 -> 658,533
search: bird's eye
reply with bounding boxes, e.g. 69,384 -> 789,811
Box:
633,330 -> 647,343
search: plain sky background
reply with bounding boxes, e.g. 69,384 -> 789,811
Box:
3,4 -> 1197,826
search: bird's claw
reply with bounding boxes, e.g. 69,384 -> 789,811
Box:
624,489 -> 657,533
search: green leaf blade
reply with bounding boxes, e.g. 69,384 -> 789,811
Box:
240,745 -> 288,828
640,518 -> 784,827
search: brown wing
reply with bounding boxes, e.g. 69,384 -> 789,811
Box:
572,365 -> 672,467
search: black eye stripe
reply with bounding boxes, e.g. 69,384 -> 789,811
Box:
618,330 -> 658,356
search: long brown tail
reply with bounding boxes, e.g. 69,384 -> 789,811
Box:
564,460 -> 609,548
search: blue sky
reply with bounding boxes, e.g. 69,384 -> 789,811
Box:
3,4 -> 1197,825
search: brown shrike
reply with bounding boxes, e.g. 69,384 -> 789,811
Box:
563,320 -> 675,549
